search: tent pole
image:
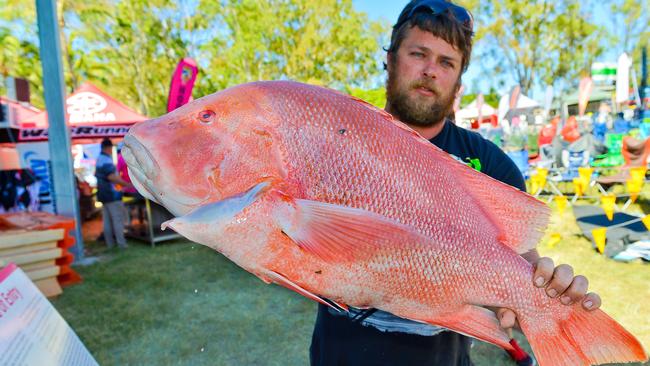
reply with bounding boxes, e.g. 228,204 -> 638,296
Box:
35,0 -> 84,261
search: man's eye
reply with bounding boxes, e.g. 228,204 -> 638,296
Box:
410,52 -> 424,58
442,61 -> 455,68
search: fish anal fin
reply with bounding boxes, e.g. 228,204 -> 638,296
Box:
431,305 -> 513,351
277,197 -> 422,263
263,270 -> 348,313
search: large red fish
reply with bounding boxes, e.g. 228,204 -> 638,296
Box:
122,81 -> 647,366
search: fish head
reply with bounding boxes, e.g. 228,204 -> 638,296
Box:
122,83 -> 286,216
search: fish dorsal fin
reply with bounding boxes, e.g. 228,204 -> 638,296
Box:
444,155 -> 550,254
276,197 -> 423,263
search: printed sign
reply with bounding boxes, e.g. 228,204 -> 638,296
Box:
0,263 -> 98,366
17,142 -> 56,213
18,125 -> 132,142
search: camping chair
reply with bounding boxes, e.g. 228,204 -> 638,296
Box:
505,149 -> 530,179
592,133 -> 625,168
596,136 -> 650,209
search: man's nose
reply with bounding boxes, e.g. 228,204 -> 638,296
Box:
422,63 -> 439,79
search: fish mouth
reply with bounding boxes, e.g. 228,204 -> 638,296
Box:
122,133 -> 209,211
123,134 -> 159,181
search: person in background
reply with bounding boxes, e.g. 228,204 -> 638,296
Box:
117,143 -> 138,197
95,138 -> 132,249
310,1 -> 601,365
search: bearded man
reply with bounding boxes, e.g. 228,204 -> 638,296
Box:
309,1 -> 602,365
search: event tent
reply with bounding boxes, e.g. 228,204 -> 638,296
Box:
456,99 -> 497,120
498,92 -> 540,124
0,83 -> 148,144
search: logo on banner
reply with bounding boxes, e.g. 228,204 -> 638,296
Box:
67,92 -> 116,123
19,125 -> 131,141
22,146 -> 56,214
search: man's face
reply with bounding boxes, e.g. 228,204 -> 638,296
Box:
386,26 -> 463,127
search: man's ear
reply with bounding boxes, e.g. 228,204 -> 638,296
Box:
386,52 -> 395,72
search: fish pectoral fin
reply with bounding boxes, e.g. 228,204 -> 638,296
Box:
276,197 -> 424,262
262,270 -> 348,312
431,305 -> 513,351
161,181 -> 271,237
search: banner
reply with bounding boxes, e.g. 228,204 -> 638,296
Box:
18,125 -> 132,142
616,53 -> 632,104
591,62 -> 617,84
167,58 -> 198,112
16,142 -> 56,213
577,77 -> 593,117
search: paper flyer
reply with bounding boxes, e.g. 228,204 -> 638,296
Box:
0,263 -> 98,366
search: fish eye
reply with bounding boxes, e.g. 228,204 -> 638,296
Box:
198,110 -> 216,125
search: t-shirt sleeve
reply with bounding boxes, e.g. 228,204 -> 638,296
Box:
96,159 -> 116,179
482,143 -> 527,193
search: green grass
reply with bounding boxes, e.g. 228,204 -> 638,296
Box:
52,206 -> 650,366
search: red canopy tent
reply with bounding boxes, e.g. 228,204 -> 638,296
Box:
10,82 -> 147,143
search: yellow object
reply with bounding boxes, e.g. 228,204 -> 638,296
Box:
573,178 -> 584,197
554,195 -> 568,214
642,215 -> 650,231
529,168 -> 548,195
601,195 -> 616,221
548,233 -> 562,248
626,179 -> 643,202
578,167 -> 593,188
592,227 -> 607,254
629,166 -> 646,183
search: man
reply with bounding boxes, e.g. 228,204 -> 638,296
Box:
96,138 -> 132,249
310,1 -> 601,365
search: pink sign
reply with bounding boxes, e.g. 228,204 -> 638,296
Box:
167,58 -> 199,113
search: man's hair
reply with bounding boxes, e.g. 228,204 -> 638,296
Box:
101,138 -> 113,149
387,1 -> 473,73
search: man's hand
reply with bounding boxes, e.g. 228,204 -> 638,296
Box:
497,257 -> 602,330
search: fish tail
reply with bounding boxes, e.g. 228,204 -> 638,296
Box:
522,308 -> 647,366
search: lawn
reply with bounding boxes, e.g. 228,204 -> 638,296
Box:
52,204 -> 649,366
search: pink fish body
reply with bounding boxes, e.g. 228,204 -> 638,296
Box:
122,81 -> 647,366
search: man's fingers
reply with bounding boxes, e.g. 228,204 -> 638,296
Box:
497,308 -> 516,329
559,275 -> 588,305
582,292 -> 602,311
533,257 -> 554,287
545,264 -> 573,298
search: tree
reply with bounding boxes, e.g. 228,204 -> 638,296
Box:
200,0 -> 387,94
471,0 -> 608,94
609,0 -> 650,79
1,0 -> 387,117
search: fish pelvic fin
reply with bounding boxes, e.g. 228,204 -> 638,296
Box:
262,270 -> 348,313
521,307 -> 647,366
275,196 -> 424,263
431,305 -> 513,352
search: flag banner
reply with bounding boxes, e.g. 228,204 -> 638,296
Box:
167,58 -> 199,113
592,228 -> 607,254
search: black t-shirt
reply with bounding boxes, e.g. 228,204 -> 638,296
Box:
429,119 -> 526,192
310,120 -> 526,366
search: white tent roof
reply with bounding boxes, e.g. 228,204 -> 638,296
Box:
456,99 -> 497,120
497,93 -> 540,123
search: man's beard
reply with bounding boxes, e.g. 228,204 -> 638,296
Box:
386,70 -> 457,128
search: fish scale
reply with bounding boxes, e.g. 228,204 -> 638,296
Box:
123,80 -> 647,366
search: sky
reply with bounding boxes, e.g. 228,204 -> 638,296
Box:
351,0 -> 627,102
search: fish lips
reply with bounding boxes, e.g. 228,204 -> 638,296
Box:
122,134 -> 161,203
122,134 -> 160,181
